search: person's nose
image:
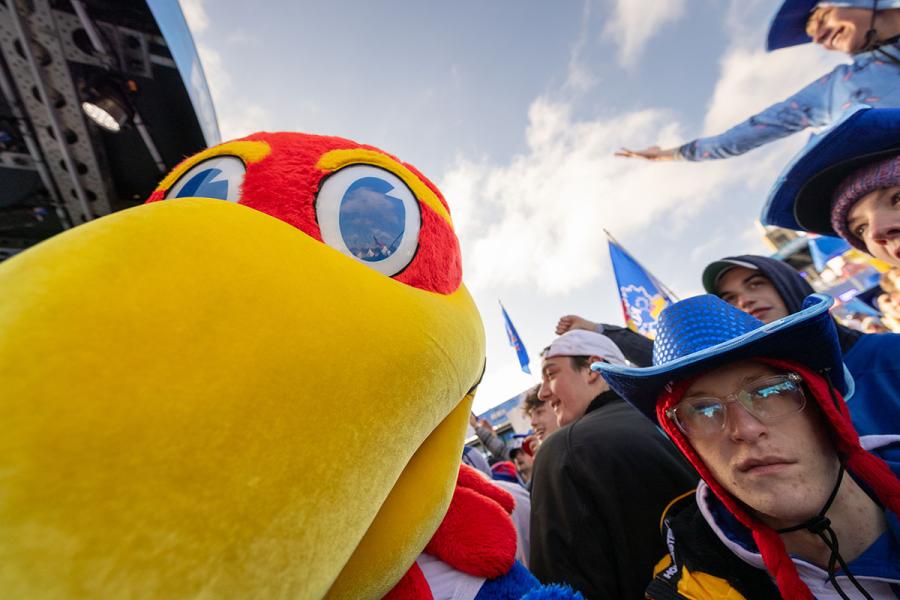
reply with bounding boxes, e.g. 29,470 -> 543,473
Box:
869,209 -> 900,246
724,400 -> 768,443
735,293 -> 755,312
813,26 -> 832,46
538,380 -> 551,401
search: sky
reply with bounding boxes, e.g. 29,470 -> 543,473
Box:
180,0 -> 846,414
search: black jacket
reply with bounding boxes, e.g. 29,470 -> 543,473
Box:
596,323 -> 654,367
646,492 -> 780,600
529,391 -> 699,600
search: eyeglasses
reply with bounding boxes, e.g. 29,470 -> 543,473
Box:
665,373 -> 806,438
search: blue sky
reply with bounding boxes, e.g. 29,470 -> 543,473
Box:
182,0 -> 845,413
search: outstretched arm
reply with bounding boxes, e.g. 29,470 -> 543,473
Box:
614,146 -> 681,161
618,69 -> 836,162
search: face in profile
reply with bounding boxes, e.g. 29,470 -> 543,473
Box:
677,360 -> 840,528
539,356 -> 598,427
716,267 -> 789,323
806,6 -> 876,53
528,402 -> 559,442
846,185 -> 900,268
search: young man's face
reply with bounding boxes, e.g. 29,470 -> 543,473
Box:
806,6 -> 874,53
512,451 -> 533,483
539,355 -> 604,427
528,402 -> 559,441
716,267 -> 789,323
846,185 -> 900,269
683,360 -> 840,529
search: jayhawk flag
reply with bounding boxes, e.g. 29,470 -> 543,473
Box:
500,301 -> 531,374
607,236 -> 673,340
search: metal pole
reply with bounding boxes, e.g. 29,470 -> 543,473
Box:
8,1 -> 94,220
0,44 -> 72,227
70,0 -> 113,66
132,111 -> 166,173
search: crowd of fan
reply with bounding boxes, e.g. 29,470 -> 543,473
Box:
466,243 -> 900,599
455,3 -> 900,598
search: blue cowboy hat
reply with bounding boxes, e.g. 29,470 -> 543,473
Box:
761,105 -> 900,235
591,294 -> 848,424
767,0 -> 819,51
766,0 -> 897,51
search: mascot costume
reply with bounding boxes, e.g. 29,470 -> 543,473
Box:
0,132 -> 578,599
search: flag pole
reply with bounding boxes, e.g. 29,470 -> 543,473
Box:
604,229 -> 680,301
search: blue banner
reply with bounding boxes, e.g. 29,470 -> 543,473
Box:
608,239 -> 673,340
809,235 -> 851,272
500,302 -> 531,374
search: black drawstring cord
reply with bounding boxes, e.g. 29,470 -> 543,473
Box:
860,0 -> 880,53
775,463 -> 843,537
874,42 -> 900,68
857,0 -> 900,66
773,371 -> 874,600
776,462 -> 872,600
855,0 -> 900,66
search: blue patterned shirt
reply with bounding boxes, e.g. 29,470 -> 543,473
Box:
679,42 -> 900,161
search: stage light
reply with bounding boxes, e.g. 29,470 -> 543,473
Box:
81,96 -> 129,132
80,78 -> 133,133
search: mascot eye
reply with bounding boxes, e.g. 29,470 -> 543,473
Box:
165,156 -> 246,202
316,165 -> 421,276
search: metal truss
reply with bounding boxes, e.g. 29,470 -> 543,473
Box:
0,0 -> 179,226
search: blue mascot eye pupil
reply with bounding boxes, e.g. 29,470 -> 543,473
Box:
176,168 -> 230,200
338,176 -> 407,263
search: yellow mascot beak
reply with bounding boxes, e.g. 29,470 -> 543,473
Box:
0,198 -> 485,598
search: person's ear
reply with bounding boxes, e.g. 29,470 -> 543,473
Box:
586,356 -> 603,383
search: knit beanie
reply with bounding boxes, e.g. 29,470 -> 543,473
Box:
831,154 -> 900,251
656,357 -> 900,600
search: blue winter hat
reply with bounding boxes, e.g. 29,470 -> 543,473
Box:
766,0 -> 898,51
592,294 -> 846,424
761,106 -> 900,235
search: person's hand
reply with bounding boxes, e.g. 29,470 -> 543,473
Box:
468,412 -> 478,428
556,314 -> 598,335
615,146 -> 679,161
477,418 -> 493,431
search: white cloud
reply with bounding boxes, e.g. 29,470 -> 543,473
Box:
565,1 -> 597,92
179,0 -> 209,34
602,0 -> 686,67
702,44 -> 847,136
180,0 -> 274,140
441,98 -> 745,295
453,4 -> 855,294
471,362 -> 538,415
442,7 -> 848,300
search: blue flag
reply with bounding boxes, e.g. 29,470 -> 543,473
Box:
608,239 -> 673,340
809,235 -> 851,272
500,301 -> 531,374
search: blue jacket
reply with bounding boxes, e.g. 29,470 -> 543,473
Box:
679,42 -> 900,161
844,333 -> 900,468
